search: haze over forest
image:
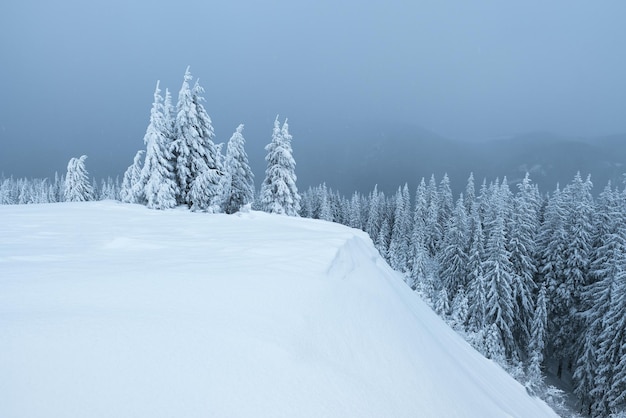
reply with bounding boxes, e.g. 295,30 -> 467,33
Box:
1,0 -> 625,194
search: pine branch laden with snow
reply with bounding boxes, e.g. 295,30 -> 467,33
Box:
189,168 -> 224,213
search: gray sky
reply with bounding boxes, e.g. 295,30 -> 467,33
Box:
1,0 -> 625,180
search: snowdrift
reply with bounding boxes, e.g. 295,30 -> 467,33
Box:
0,201 -> 556,417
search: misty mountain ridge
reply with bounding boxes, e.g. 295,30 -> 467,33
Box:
3,117 -> 624,199
296,124 -> 626,196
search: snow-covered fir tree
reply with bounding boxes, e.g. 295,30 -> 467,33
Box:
526,283 -> 547,394
388,184 -> 412,273
375,216 -> 392,258
438,173 -> 454,229
63,155 -> 93,202
451,285 -> 470,330
537,185 -> 568,377
260,116 -> 300,216
318,183 -> 333,221
424,175 -> 442,256
464,172 -> 476,215
140,81 -> 177,210
467,208 -> 487,332
407,178 -> 430,290
435,287 -> 450,318
365,185 -> 383,240
173,67 -> 222,209
438,194 -> 469,300
120,150 -> 145,204
348,191 -> 363,229
548,173 -> 594,377
483,191 -> 517,359
508,173 -> 539,352
223,124 -> 255,214
484,323 -> 507,366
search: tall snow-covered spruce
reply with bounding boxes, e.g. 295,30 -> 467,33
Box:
172,67 -> 223,211
140,81 -> 177,209
260,116 -> 301,216
224,124 -> 255,214
64,155 -> 94,202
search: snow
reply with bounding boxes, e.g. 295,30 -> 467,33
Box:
0,201 -> 557,418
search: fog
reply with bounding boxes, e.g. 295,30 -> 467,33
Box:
1,0 -> 625,190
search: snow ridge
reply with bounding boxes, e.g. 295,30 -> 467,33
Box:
0,202 -> 557,418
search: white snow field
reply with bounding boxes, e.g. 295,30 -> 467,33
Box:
0,201 -> 557,418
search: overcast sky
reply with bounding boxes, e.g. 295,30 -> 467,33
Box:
1,0 -> 625,179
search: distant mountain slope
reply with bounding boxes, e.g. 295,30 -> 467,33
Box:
295,124 -> 626,194
479,132 -> 624,191
0,202 -> 556,417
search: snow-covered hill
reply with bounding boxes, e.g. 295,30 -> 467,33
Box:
0,202 -> 557,417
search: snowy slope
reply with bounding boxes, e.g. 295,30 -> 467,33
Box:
0,201 -> 557,418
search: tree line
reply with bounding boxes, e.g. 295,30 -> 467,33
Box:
299,173 -> 626,417
0,169 -> 118,205
1,68 -> 300,217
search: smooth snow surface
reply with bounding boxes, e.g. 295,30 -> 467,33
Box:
0,202 -> 557,418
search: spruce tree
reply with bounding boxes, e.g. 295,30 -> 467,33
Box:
319,183 -> 333,221
484,323 -> 507,366
120,150 -> 145,204
348,192 -> 363,230
551,173 -> 594,375
438,194 -> 469,300
141,81 -> 177,210
467,209 -> 487,332
260,116 -> 301,216
483,192 -> 517,359
438,173 -> 454,229
365,185 -> 383,240
389,184 -> 411,273
173,67 -> 221,208
464,172 -> 476,215
408,179 -> 429,290
375,217 -> 392,259
64,155 -> 93,202
451,285 -> 470,330
224,124 -> 255,214
508,173 -> 539,351
435,287 -> 450,318
537,185 -> 569,377
424,175 -> 442,256
527,283 -> 547,394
